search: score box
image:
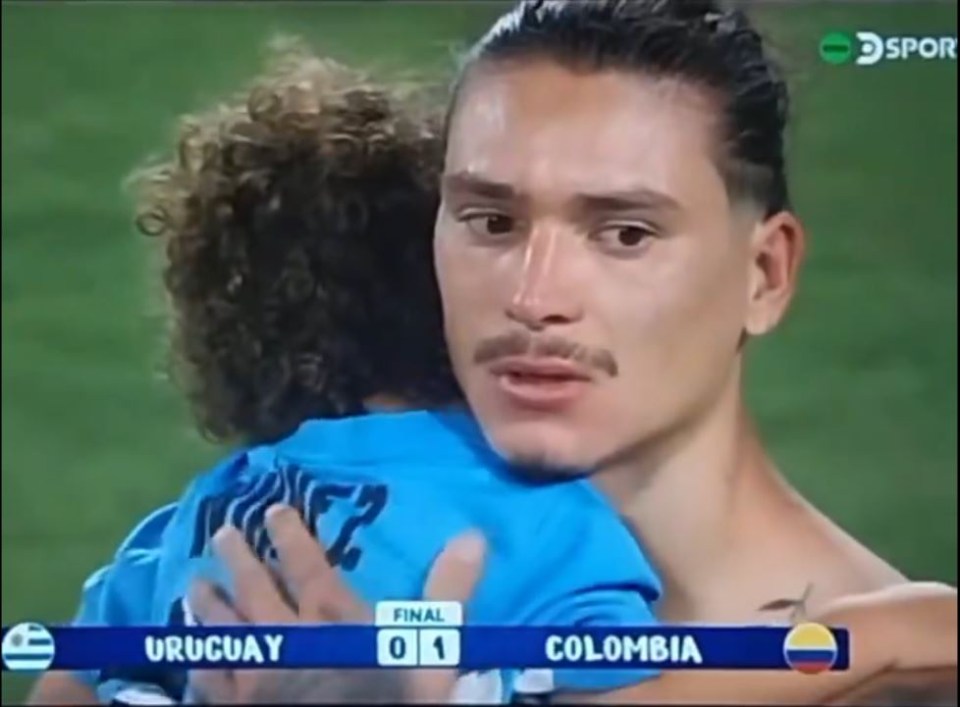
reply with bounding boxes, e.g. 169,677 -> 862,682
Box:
375,601 -> 462,668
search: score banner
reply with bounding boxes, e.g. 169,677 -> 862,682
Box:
2,602 -> 849,674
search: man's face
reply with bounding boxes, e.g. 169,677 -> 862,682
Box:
435,60 -> 785,472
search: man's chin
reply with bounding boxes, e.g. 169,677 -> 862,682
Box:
484,423 -> 595,479
501,456 -> 590,482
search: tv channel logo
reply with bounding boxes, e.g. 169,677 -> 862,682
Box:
820,31 -> 957,66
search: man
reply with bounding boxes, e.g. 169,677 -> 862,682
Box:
29,0 -> 957,704
432,0 -> 944,629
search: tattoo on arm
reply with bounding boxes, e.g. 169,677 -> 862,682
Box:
759,582 -> 814,623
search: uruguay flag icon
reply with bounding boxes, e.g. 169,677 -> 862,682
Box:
2,622 -> 56,672
783,622 -> 838,675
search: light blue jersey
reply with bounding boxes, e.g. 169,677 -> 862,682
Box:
74,409 -> 661,703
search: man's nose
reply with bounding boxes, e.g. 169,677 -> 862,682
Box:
506,225 -> 585,331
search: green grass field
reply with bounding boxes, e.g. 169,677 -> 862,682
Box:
2,2 -> 956,702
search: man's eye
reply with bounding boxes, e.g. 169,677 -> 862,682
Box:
593,224 -> 656,251
462,213 -> 517,239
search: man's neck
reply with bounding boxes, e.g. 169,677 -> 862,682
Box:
592,378 -> 789,613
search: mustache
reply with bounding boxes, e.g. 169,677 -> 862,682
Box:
473,330 -> 619,378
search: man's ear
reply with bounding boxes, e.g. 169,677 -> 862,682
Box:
744,211 -> 806,337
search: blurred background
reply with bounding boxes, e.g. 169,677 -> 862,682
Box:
2,1 -> 956,702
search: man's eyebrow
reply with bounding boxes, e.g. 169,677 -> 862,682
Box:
573,188 -> 681,214
441,172 -> 518,201
442,172 -> 680,214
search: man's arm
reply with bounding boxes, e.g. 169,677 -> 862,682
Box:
558,583 -> 958,705
828,667 -> 957,706
195,510 -> 957,705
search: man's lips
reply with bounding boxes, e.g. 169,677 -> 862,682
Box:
487,357 -> 593,411
487,357 -> 594,382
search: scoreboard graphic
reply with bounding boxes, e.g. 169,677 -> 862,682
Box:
2,603 -> 849,674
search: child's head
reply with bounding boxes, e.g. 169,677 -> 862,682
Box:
133,42 -> 462,446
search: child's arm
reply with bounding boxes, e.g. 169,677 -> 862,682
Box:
558,582 -> 957,705
27,672 -> 98,706
28,504 -> 178,705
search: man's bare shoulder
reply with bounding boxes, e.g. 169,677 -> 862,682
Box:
781,495 -> 909,612
682,481 -> 916,622
818,529 -> 906,596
